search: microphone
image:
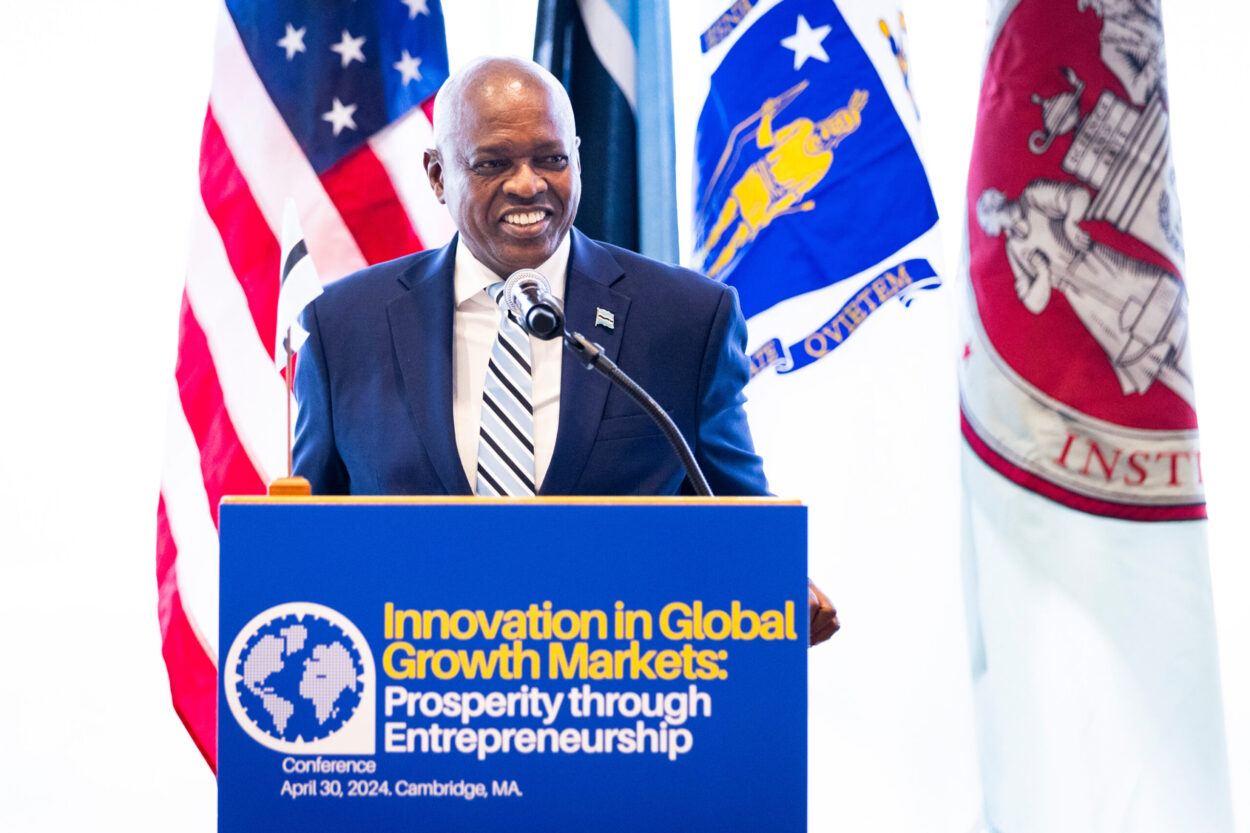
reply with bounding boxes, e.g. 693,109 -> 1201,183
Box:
503,269 -> 564,340
504,265 -> 712,495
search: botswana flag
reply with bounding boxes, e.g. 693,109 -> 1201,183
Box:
535,0 -> 679,262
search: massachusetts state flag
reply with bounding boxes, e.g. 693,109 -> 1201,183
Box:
673,1 -> 980,829
157,0 -> 451,770
692,0 -> 938,355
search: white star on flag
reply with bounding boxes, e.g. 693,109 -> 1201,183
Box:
322,97 -> 358,136
780,15 -> 832,70
401,0 -> 430,18
329,30 -> 366,68
393,50 -> 423,85
276,23 -> 306,61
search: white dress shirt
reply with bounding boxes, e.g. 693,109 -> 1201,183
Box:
452,236 -> 569,491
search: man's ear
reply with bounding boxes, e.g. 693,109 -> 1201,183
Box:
572,136 -> 582,174
423,149 -> 446,203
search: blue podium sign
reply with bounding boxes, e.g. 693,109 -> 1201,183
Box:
218,498 -> 807,831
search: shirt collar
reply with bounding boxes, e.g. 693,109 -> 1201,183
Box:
453,234 -> 572,308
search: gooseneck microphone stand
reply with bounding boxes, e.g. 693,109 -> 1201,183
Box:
562,330 -> 714,497
503,269 -> 714,497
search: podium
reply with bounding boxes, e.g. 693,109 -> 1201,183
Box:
218,497 -> 807,831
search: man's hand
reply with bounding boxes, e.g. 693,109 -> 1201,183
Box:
808,579 -> 838,646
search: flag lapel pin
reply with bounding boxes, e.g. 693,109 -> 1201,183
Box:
595,307 -> 615,331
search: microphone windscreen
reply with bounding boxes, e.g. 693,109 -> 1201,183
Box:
502,269 -> 549,318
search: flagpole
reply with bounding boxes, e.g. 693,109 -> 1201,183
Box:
286,331 -> 294,478
268,198 -> 321,498
269,327 -> 311,497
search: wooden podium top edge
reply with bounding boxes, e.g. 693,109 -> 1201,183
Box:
221,495 -> 802,506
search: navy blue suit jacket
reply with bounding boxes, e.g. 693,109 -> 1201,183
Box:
292,229 -> 768,497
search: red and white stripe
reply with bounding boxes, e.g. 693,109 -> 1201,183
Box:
156,5 -> 451,771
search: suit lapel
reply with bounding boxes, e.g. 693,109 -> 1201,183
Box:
541,230 -> 631,495
387,238 -> 472,495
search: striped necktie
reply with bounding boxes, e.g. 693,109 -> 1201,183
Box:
476,282 -> 536,497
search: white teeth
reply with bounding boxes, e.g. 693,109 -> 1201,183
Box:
504,211 -> 545,226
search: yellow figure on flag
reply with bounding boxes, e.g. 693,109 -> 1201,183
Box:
702,83 -> 869,278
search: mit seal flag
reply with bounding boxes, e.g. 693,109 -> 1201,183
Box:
157,0 -> 451,770
959,0 -> 1234,830
672,1 -> 981,829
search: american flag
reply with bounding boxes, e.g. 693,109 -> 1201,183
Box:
156,0 -> 452,770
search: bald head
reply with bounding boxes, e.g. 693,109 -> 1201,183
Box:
432,57 -> 577,154
424,56 -> 582,278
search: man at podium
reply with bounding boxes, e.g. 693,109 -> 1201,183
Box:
292,57 -> 836,643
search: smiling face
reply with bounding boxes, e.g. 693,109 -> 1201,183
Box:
425,59 -> 581,278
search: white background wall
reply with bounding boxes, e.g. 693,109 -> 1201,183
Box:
0,1 -> 1243,830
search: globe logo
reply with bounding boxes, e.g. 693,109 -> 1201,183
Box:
224,602 -> 376,754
